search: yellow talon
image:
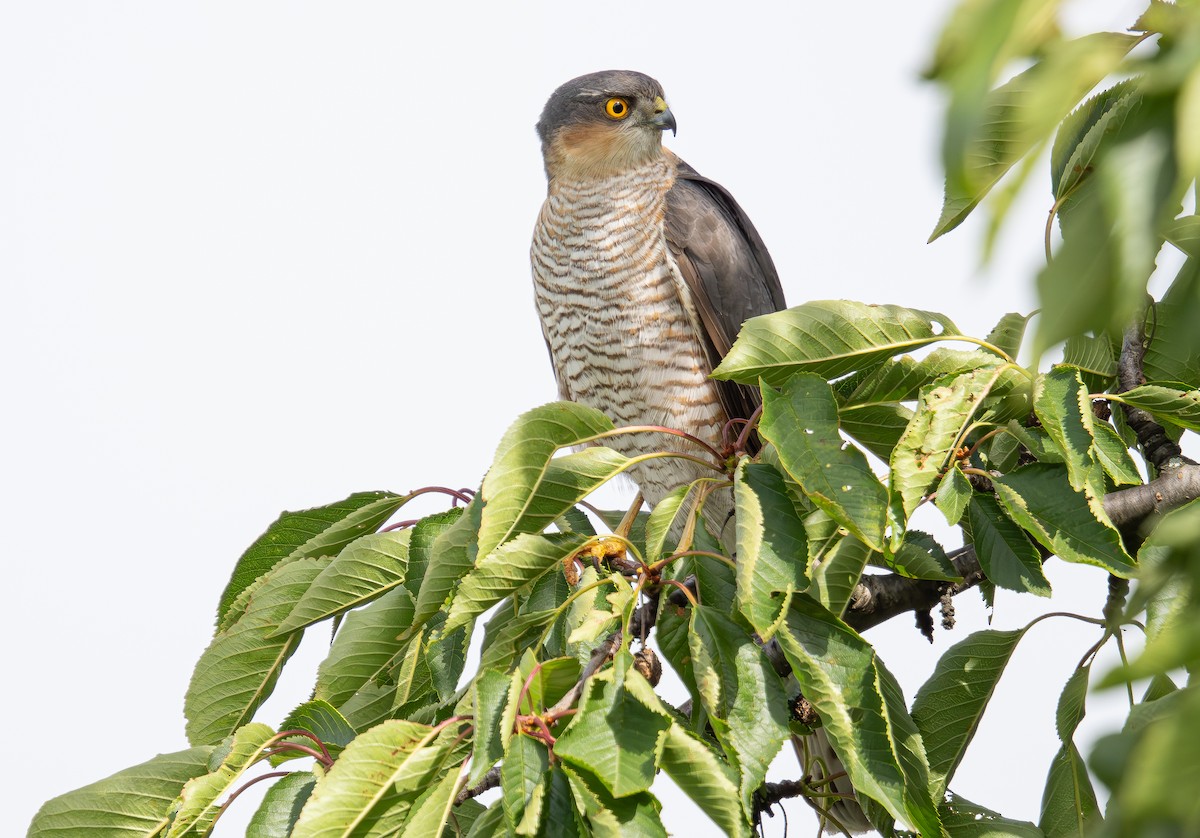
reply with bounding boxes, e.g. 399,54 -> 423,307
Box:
574,537 -> 627,564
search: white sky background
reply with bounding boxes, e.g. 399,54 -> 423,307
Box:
3,1 -> 1158,834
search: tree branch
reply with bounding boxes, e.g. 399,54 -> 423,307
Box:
835,462 -> 1200,632
1118,314 -> 1195,471
455,766 -> 499,805
752,778 -> 810,818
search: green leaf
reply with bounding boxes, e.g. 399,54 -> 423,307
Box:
557,504 -> 598,537
186,557 -> 330,746
1052,80 -> 1141,201
1061,335 -> 1116,391
468,668 -> 513,787
217,492 -> 406,630
553,667 -> 671,799
760,374 -> 890,552
965,493 -> 1050,595
1093,685 -> 1200,833
405,508 -> 465,596
886,530 -> 960,581
402,762 -> 467,838
391,623 -> 449,712
275,530 -> 412,635
168,723 -> 277,837
502,734 -> 550,832
936,465 -> 972,525
810,535 -> 872,617
1164,213 -> 1200,257
246,772 -> 317,838
643,483 -> 695,562
479,608 -> 559,673
1006,422 -> 1066,464
314,586 -> 415,710
463,802 -> 506,838
733,461 -> 809,638
1090,420 -> 1142,486
713,301 -> 961,386
891,365 -> 1009,526
1038,743 -> 1100,837
411,496 -> 483,633
911,629 -> 1025,796
477,402 -> 616,558
938,792 -> 1043,837
778,596 -> 944,836
1111,384 -> 1200,430
1038,98 -> 1179,353
1055,666 -> 1090,743
443,532 -> 588,636
933,32 -> 1142,240
274,700 -> 356,765
1033,367 -> 1099,492
688,606 -> 789,817
29,747 -> 216,837
837,348 -> 1001,406
289,719 -> 459,837
514,447 -> 633,536
534,768 -> 585,838
514,655 -> 582,715
561,764 -> 666,838
993,464 -> 1135,576
839,404 -> 915,461
985,312 -> 1031,360
653,593 -> 698,707
660,723 -> 751,837
1145,270 -> 1200,388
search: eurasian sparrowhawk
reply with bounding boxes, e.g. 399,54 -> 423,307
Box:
531,69 -> 784,520
531,70 -> 870,835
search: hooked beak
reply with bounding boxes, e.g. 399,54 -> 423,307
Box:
650,96 -> 676,136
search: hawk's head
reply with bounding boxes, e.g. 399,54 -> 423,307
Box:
536,70 -> 677,180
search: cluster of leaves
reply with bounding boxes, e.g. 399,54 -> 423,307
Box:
26,2 -> 1200,836
929,0 -> 1200,364
29,291 -> 1200,835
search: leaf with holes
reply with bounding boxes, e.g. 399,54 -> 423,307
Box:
891,365 -> 1009,530
713,301 -> 960,386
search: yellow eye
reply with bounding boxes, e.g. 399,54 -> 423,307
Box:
605,97 -> 631,120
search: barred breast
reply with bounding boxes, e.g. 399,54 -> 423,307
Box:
531,155 -> 728,511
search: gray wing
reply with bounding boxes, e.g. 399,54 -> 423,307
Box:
664,155 -> 787,426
